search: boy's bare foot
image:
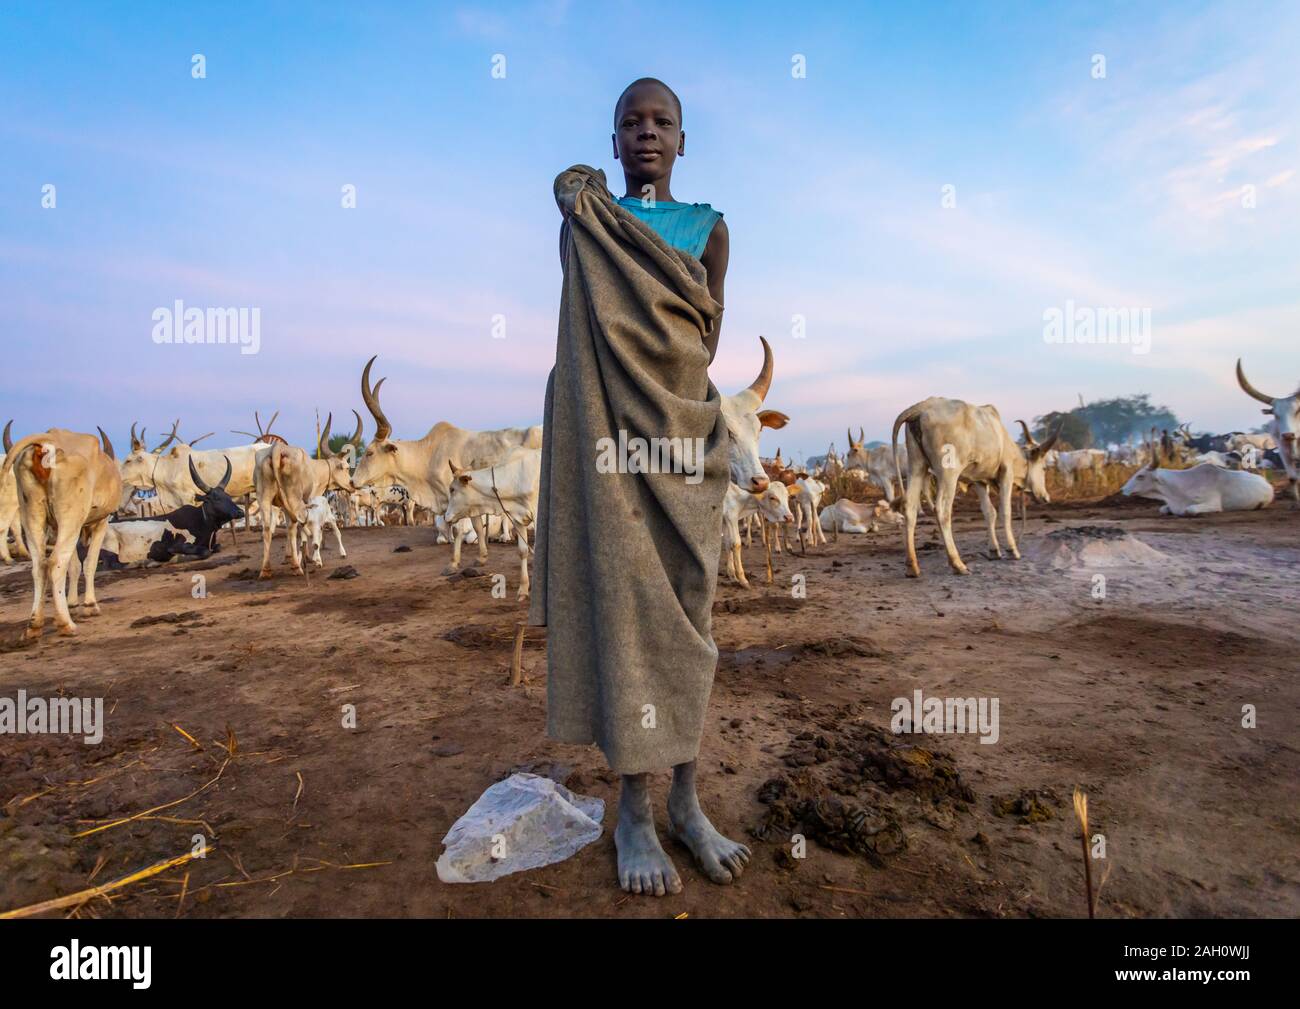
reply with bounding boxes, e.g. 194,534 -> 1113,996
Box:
615,774 -> 682,897
667,761 -> 750,884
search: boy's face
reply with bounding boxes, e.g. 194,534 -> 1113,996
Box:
612,82 -> 683,188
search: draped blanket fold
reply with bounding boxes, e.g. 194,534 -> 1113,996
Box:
528,165 -> 729,774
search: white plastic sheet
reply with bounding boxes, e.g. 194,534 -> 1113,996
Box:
435,772 -> 604,883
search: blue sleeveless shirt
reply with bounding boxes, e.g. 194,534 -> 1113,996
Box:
615,197 -> 722,260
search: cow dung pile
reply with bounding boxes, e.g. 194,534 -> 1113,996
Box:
1027,524 -> 1168,570
752,701 -> 975,867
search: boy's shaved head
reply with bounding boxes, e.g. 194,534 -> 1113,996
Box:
614,77 -> 682,125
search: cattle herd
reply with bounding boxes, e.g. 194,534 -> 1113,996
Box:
1,347 -> 1295,642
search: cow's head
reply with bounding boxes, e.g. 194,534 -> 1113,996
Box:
719,336 -> 786,494
1238,359 -> 1300,462
1014,420 -> 1061,503
352,356 -> 406,488
187,455 -> 244,526
843,427 -> 869,471
442,459 -> 485,525
317,411 -> 361,492
756,480 -> 795,525
1121,429 -> 1165,499
119,419 -> 181,489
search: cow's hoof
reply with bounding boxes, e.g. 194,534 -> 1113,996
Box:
1009,552 -> 1021,561
22,625 -> 44,641
339,550 -> 347,558
57,623 -> 77,637
258,570 -> 274,581
952,566 -> 971,576
80,603 -> 102,617
516,593 -> 529,603
905,567 -> 920,579
441,564 -> 459,576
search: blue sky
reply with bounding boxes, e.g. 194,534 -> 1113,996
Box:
2,0 -> 1297,460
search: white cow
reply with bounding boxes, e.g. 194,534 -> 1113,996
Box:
1,421 -> 29,563
1053,448 -> 1106,489
2,427 -> 123,638
296,495 -> 347,568
1122,461 -> 1273,515
790,475 -> 828,547
721,481 -> 794,588
843,428 -> 907,502
444,448 -> 541,601
819,498 -> 898,535
1236,359 -> 1298,507
891,401 -> 1057,577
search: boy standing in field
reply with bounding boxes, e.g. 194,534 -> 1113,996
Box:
530,78 -> 749,897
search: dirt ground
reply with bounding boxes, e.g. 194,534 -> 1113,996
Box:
2,490 -> 1298,919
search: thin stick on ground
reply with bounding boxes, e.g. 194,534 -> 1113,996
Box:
509,622 -> 526,687
1073,785 -> 1095,919
71,757 -> 231,839
0,850 -> 207,919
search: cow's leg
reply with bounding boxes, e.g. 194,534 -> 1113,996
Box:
448,522 -> 465,572
516,527 -> 530,601
1289,477 -> 1299,508
935,472 -> 968,575
258,488 -> 276,579
17,488 -> 50,638
80,517 -> 110,615
976,484 -> 1002,558
286,519 -> 305,574
902,435 -> 927,577
47,521 -> 82,635
472,513 -> 489,566
999,473 -> 1021,559
328,516 -> 346,558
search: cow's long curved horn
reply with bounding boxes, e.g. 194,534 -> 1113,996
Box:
846,427 -> 854,449
1235,359 -> 1275,405
348,409 -> 364,448
154,419 -> 180,452
1036,423 -> 1062,457
746,337 -> 774,403
858,427 -> 865,446
188,455 -> 213,494
3,420 -> 12,454
188,432 -> 214,447
130,421 -> 141,451
1016,420 -> 1038,448
319,412 -> 333,459
97,427 -> 115,459
264,410 -> 279,435
362,356 -> 392,440
216,455 -> 232,492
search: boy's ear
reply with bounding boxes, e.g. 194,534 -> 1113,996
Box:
678,130 -> 685,156
611,133 -> 619,161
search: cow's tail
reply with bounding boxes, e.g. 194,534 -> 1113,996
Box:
270,443 -> 307,525
890,403 -> 931,512
1,433 -> 61,483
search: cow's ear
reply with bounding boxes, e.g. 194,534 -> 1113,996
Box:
385,442 -> 399,452
757,410 -> 790,430
458,473 -> 472,484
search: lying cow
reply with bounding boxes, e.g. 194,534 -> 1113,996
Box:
891,400 -> 1057,577
722,480 -> 794,588
1121,460 -> 1273,515
819,498 -> 898,535
444,448 -> 540,600
91,457 -> 243,566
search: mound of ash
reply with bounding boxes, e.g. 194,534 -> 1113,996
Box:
752,702 -> 974,867
1026,523 -> 1168,570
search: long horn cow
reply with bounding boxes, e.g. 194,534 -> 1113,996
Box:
1237,358 -> 1299,507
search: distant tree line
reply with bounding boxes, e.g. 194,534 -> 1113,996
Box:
1029,394 -> 1179,449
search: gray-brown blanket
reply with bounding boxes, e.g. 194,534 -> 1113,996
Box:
528,165 -> 729,774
